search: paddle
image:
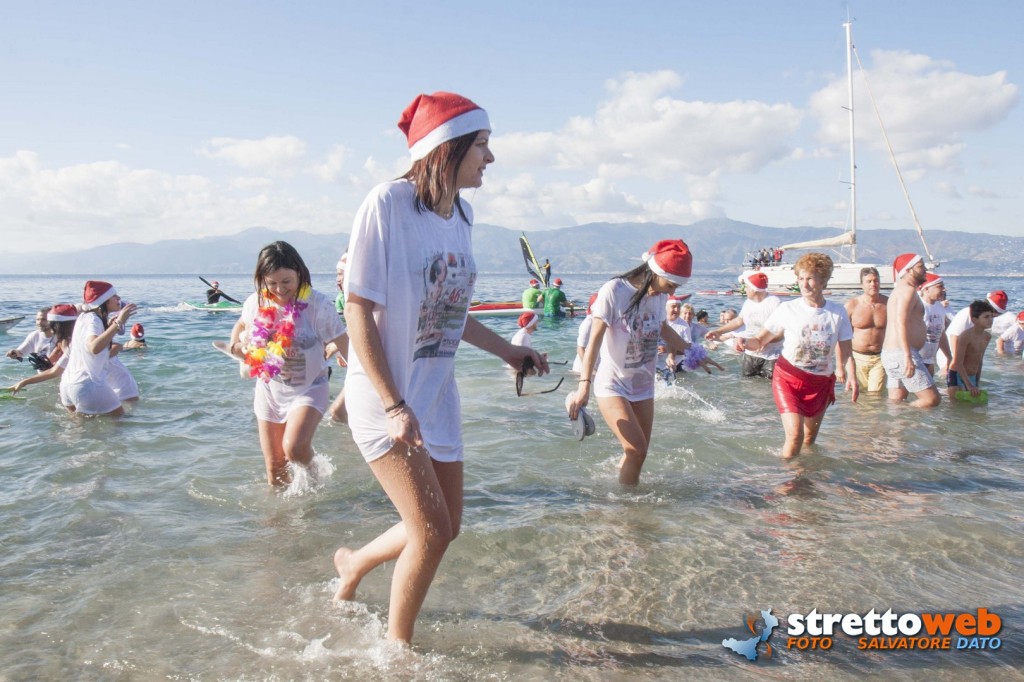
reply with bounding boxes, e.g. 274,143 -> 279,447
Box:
198,276 -> 242,305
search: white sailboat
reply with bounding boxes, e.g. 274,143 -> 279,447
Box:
748,20 -> 938,293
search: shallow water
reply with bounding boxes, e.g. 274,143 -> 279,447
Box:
1,272 -> 1022,680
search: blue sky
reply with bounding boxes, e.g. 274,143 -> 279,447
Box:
2,0 -> 1021,253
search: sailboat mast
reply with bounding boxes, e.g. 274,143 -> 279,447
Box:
845,20 -> 857,262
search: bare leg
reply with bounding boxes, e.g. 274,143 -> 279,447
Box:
597,395 -> 654,485
333,445 -> 462,643
780,412 -> 804,459
257,420 -> 288,485
908,386 -> 941,408
334,458 -> 462,602
801,410 -> 827,446
328,389 -> 347,423
281,405 -> 323,467
888,386 -> 909,403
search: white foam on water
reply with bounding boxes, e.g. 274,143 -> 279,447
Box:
282,451 -> 335,498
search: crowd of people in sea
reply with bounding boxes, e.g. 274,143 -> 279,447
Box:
5,91 -> 1024,647
749,246 -> 785,267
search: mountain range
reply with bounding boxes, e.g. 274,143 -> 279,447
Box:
1,220 -> 1021,276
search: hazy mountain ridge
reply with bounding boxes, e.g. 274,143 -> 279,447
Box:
1,220 -> 1021,275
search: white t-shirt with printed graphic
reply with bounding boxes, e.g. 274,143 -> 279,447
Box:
240,289 -> 344,397
920,299 -> 948,364
737,295 -> 783,360
763,299 -> 853,376
15,330 -> 56,357
593,278 -> 666,401
344,179 -> 477,462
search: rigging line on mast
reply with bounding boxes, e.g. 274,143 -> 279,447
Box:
852,45 -> 940,268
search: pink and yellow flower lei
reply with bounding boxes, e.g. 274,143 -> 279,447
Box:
243,286 -> 311,382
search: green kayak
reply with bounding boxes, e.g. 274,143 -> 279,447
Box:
184,300 -> 242,312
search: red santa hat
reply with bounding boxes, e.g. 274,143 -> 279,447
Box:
398,92 -> 490,161
518,312 -> 538,329
553,278 -> 563,287
987,290 -> 1008,314
586,292 -> 599,315
82,280 -> 117,310
47,303 -> 79,322
642,240 -> 692,284
130,323 -> 145,340
892,253 -> 923,281
918,273 -> 943,291
739,270 -> 768,292
1017,311 -> 1024,323
529,279 -> 539,286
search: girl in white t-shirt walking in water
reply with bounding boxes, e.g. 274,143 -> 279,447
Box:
226,241 -> 348,486
568,239 -> 705,485
331,92 -> 547,644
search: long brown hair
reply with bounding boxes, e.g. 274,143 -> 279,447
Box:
612,263 -> 658,318
253,241 -> 312,305
401,131 -> 479,222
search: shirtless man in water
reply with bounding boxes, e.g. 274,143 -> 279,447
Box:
881,254 -> 940,407
845,267 -> 888,392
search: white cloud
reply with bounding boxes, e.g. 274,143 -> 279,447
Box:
0,151 -> 351,253
935,181 -> 963,199
493,70 -> 802,180
810,49 -> 1018,173
310,145 -> 349,182
197,135 -> 308,173
966,186 -> 1003,199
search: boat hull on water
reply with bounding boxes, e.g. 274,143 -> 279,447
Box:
750,261 -> 894,293
468,302 -> 542,318
184,301 -> 243,312
1,316 -> 25,334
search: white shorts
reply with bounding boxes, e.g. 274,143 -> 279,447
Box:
65,380 -> 122,415
253,376 -> 330,424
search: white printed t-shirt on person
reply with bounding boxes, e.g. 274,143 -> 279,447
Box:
240,289 -> 344,411
763,299 -> 853,376
344,180 -> 477,464
920,299 -> 948,365
592,278 -> 667,402
15,330 -> 56,357
737,295 -> 783,360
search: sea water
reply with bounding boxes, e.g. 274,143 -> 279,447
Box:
1,272 -> 1022,681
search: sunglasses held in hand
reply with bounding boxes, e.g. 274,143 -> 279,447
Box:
515,356 -> 564,397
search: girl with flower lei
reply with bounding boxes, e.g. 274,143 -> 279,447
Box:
226,241 -> 348,486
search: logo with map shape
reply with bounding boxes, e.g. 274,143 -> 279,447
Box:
722,608 -> 779,661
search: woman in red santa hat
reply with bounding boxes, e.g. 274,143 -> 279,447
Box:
739,253 -> 858,458
332,92 -> 548,644
568,239 -> 710,486
62,282 -> 138,416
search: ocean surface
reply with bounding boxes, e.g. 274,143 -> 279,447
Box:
1,271 -> 1022,681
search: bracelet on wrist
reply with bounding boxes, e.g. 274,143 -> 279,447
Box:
579,379 -> 591,383
384,399 -> 406,414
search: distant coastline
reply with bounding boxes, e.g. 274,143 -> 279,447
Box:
1,220 -> 1021,276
